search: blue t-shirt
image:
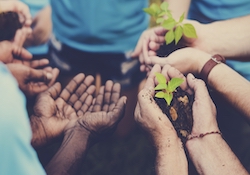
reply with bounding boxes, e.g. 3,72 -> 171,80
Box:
188,0 -> 250,80
50,0 -> 149,53
21,0 -> 50,55
0,63 -> 46,175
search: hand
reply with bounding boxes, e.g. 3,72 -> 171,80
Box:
186,73 -> 219,137
147,47 -> 211,75
131,26 -> 166,72
7,63 -> 59,97
135,64 -> 190,142
25,6 -> 52,47
30,73 -> 96,147
0,41 -> 32,63
66,80 -> 127,143
0,0 -> 32,26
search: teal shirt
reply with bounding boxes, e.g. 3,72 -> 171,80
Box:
20,0 -> 50,55
51,0 -> 149,53
0,63 -> 45,175
188,0 -> 250,80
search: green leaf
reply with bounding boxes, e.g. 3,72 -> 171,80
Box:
160,2 -> 169,12
154,83 -> 167,90
164,93 -> 173,105
155,73 -> 166,84
156,17 -> 164,24
167,78 -> 184,92
143,8 -> 155,16
174,25 -> 183,44
162,18 -> 176,30
155,91 -> 165,98
178,12 -> 185,23
183,23 -> 197,38
165,29 -> 174,45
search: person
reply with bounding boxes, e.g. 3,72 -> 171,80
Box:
134,64 -> 249,175
47,0 -> 156,137
21,0 -> 52,60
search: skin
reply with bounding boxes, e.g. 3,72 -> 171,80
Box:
135,64 -> 188,175
25,6 -> 52,47
30,73 -> 96,148
136,64 -> 248,175
132,15 -> 250,72
7,63 -> 59,98
45,80 -> 127,175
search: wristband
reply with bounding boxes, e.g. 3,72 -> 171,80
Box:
200,54 -> 226,82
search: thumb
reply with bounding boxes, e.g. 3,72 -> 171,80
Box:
28,68 -> 53,83
149,56 -> 167,67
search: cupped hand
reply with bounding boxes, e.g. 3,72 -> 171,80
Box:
7,63 -> 59,97
31,73 -> 96,147
131,26 -> 166,70
66,80 -> 127,143
186,73 -> 219,137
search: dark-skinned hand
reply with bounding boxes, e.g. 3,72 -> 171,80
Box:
30,73 -> 96,148
64,80 -> 127,144
7,63 -> 59,98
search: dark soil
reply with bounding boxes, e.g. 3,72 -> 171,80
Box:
0,11 -> 22,41
154,87 -> 194,143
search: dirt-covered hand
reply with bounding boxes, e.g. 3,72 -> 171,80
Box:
186,73 -> 219,136
7,63 -> 59,97
135,64 -> 178,141
30,73 -> 96,147
66,80 -> 127,143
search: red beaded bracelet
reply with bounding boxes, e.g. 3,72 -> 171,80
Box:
187,131 -> 222,141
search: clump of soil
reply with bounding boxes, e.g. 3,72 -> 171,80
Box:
157,42 -> 186,57
154,87 -> 194,143
0,11 -> 22,41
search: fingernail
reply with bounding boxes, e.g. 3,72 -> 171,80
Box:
46,72 -> 52,80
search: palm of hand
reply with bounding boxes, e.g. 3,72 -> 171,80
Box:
32,74 -> 96,146
74,80 -> 126,141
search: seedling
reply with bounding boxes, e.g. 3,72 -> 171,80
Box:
154,73 -> 184,105
143,2 -> 197,45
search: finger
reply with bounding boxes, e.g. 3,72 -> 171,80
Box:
108,96 -> 127,125
131,34 -> 143,58
60,73 -> 85,101
149,56 -> 167,67
161,64 -> 171,82
28,68 -> 53,83
149,41 -> 161,52
46,82 -> 61,99
187,73 -> 209,99
107,82 -> 121,112
76,95 -> 94,116
144,64 -> 161,89
12,45 -> 32,60
69,75 -> 94,106
30,59 -> 49,68
102,80 -> 113,112
142,37 -> 151,65
166,66 -> 192,94
47,68 -> 60,87
92,86 -> 104,112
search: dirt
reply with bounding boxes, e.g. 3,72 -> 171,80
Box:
0,11 -> 22,41
154,87 -> 194,143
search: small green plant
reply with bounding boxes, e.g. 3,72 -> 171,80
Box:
144,2 -> 197,45
154,73 -> 184,105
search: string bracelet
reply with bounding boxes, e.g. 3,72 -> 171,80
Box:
187,131 -> 222,141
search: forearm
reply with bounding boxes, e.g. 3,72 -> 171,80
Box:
154,134 -> 188,175
164,0 -> 191,20
186,134 -> 248,175
207,62 -> 250,122
196,15 -> 250,60
45,128 -> 91,175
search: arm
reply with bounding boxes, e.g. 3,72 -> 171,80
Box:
149,48 -> 250,122
46,80 -> 127,175
135,64 -> 188,175
185,73 -> 249,175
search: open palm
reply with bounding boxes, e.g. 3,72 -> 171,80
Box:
30,73 -> 96,148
